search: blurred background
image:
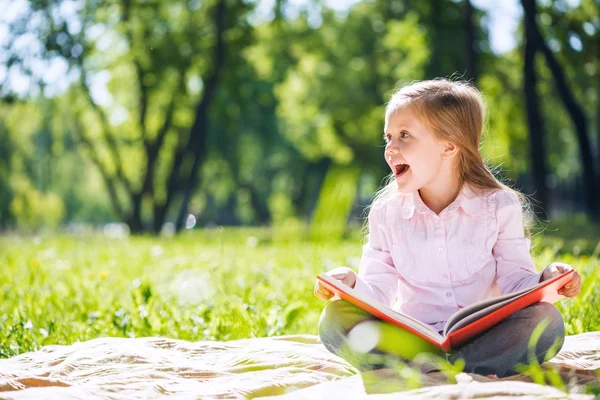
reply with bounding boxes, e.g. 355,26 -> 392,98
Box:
0,0 -> 598,237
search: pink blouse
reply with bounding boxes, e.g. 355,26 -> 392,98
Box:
353,183 -> 543,332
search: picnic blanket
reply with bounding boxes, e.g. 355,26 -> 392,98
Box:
0,332 -> 599,399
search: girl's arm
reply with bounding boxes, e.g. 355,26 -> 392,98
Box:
492,191 -> 543,294
352,205 -> 400,308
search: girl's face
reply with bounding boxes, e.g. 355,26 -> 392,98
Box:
384,107 -> 450,193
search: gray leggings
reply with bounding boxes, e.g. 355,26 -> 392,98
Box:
318,300 -> 565,378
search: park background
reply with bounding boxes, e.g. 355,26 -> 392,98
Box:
0,0 -> 599,384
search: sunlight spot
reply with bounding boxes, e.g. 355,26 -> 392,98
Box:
56,259 -> 71,270
39,248 -> 56,260
109,106 -> 129,126
103,223 -> 130,239
87,311 -> 100,324
150,245 -> 163,257
185,214 -> 196,229
583,22 -> 596,36
348,320 -> 379,353
138,305 -> 148,318
161,222 -> 175,237
163,269 -> 215,305
187,76 -> 203,94
246,236 -> 259,247
568,32 -> 582,52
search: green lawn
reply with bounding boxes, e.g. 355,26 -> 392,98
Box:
0,222 -> 598,361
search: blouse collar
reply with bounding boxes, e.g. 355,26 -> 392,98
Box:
399,183 -> 483,219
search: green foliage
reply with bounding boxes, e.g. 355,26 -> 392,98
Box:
9,178 -> 65,230
0,0 -> 598,233
274,4 -> 429,171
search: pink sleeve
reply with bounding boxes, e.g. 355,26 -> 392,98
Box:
352,204 -> 399,308
493,191 -> 543,294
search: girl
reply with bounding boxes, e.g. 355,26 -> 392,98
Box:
314,79 -> 582,378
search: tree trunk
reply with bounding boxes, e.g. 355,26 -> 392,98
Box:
174,0 -> 227,233
240,183 -> 271,225
596,32 -> 600,205
522,0 -> 600,219
464,0 -> 478,84
522,0 -> 550,216
291,157 -> 332,222
426,0 -> 442,78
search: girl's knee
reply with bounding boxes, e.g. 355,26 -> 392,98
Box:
319,300 -> 354,335
526,303 -> 565,355
529,303 -> 565,336
318,300 -> 370,351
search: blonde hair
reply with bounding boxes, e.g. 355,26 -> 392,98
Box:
366,79 -> 533,235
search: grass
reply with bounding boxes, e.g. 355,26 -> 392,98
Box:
0,221 -> 599,390
0,226 -> 363,357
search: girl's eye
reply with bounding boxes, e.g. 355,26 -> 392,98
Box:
383,132 -> 409,142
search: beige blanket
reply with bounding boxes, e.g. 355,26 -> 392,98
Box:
1,332 -> 599,399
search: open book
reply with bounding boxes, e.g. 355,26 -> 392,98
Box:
317,269 -> 574,352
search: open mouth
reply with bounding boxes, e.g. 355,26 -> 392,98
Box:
393,162 -> 410,176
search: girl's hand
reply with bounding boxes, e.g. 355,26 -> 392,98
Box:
314,266 -> 357,301
541,262 -> 582,298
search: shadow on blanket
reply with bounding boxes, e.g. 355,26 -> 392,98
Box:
0,332 -> 599,399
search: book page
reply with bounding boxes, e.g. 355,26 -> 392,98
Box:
318,274 -> 444,344
443,270 -> 571,337
444,285 -> 536,335
444,290 -> 531,336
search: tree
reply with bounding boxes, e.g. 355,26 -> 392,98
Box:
522,0 -> 550,215
521,0 -> 600,218
464,0 -> 478,83
2,0 -> 255,233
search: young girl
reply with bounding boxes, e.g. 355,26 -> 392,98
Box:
314,79 -> 582,378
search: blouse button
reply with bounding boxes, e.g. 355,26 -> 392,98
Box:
438,246 -> 444,253
445,292 -> 452,298
442,274 -> 449,281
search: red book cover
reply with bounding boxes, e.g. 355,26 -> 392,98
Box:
317,269 -> 574,352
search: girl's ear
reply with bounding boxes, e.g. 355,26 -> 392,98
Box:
441,142 -> 459,159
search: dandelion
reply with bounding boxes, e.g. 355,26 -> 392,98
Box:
30,258 -> 40,268
99,271 -> 108,279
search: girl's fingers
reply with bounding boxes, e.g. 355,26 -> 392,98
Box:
314,283 -> 333,300
560,285 -> 581,297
